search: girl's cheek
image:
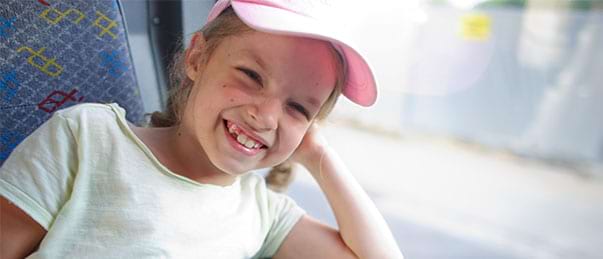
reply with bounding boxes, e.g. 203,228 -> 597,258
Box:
222,83 -> 252,103
281,131 -> 301,151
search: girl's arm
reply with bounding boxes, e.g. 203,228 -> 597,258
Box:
303,146 -> 404,259
283,124 -> 404,259
0,196 -> 47,259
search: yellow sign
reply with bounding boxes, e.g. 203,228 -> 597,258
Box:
459,13 -> 491,41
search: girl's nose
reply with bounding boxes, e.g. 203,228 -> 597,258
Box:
246,98 -> 279,131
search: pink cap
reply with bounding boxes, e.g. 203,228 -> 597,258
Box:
206,0 -> 378,107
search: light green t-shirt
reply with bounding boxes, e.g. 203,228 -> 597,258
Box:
0,103 -> 306,259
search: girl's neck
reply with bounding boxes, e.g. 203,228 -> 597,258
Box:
130,124 -> 238,187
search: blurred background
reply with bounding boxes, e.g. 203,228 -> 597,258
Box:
121,0 -> 603,258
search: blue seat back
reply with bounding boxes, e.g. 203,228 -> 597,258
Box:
0,0 -> 145,165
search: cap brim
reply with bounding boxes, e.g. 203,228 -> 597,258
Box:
230,0 -> 378,107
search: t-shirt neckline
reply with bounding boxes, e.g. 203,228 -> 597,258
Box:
107,103 -> 241,191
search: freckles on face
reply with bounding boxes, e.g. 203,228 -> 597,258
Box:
178,31 -> 341,173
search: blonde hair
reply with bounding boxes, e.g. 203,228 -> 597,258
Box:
150,7 -> 346,192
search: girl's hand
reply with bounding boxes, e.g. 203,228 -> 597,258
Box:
290,123 -> 330,171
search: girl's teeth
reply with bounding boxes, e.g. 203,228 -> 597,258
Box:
235,133 -> 260,149
229,121 -> 262,149
244,139 -> 256,148
236,134 -> 247,144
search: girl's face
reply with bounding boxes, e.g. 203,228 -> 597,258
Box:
181,31 -> 337,175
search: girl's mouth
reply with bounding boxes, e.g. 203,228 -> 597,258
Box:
223,120 -> 267,156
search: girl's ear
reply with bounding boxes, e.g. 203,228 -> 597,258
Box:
185,32 -> 207,80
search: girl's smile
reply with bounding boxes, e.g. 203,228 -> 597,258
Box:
176,30 -> 339,183
224,119 -> 268,156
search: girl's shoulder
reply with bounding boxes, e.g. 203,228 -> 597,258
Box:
55,102 -> 124,121
50,102 -> 130,137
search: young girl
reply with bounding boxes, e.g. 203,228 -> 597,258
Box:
0,0 -> 403,258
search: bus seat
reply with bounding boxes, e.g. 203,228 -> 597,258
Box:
0,0 -> 145,166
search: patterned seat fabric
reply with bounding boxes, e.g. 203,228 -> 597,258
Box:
0,0 -> 145,166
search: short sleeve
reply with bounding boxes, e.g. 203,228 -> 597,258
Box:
0,111 -> 78,230
254,189 -> 307,258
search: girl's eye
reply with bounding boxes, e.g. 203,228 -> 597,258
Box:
238,67 -> 263,86
288,102 -> 310,120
